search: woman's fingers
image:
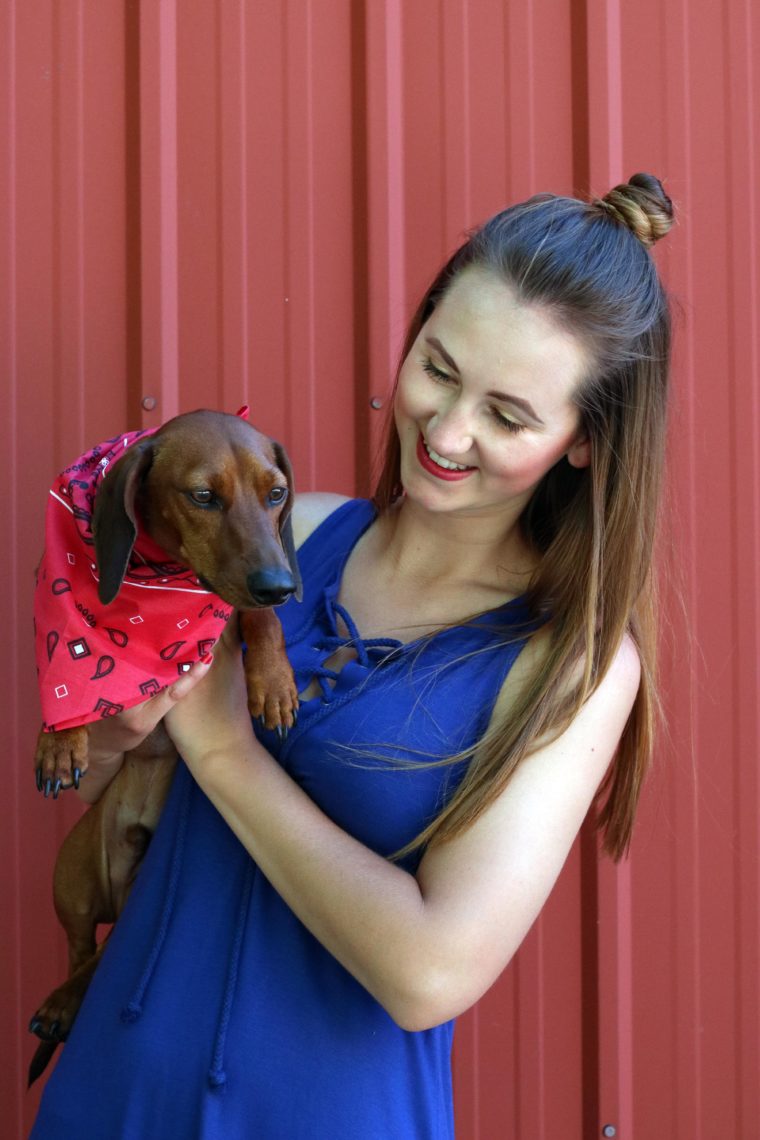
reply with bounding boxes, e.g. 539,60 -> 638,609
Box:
163,656 -> 216,703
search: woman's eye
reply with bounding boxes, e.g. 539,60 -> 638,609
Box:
493,411 -> 526,435
421,358 -> 452,383
268,486 -> 288,506
420,353 -> 526,435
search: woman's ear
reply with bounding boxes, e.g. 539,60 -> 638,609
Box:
566,434 -> 591,469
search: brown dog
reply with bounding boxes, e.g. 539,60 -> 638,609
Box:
28,409 -> 300,1084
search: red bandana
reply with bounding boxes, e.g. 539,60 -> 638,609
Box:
35,429 -> 234,732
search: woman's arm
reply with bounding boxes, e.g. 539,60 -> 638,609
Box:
164,627 -> 641,1032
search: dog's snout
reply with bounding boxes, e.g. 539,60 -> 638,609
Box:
247,568 -> 296,607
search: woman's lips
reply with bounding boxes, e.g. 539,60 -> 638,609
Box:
415,434 -> 475,481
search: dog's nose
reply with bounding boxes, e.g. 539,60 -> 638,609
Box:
247,567 -> 297,607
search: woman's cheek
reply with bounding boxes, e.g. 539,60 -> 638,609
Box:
484,437 -> 568,494
394,378 -> 430,439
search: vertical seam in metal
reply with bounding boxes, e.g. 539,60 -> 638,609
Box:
158,0 -> 179,418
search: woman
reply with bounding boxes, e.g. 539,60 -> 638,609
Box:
31,173 -> 674,1138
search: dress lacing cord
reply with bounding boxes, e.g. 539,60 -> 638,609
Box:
207,860 -> 255,1091
120,772 -> 192,1024
309,599 -> 401,702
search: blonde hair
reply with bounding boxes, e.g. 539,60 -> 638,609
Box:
374,174 -> 674,860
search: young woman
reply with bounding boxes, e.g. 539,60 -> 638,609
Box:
31,173 -> 674,1139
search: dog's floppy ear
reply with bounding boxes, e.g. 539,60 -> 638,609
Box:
272,441 -> 302,602
93,440 -> 155,605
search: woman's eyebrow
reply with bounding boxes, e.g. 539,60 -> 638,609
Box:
489,391 -> 545,425
425,336 -> 460,372
425,335 -> 545,425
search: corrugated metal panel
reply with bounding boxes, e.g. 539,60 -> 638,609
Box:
2,1 -> 757,1137
3,3 -> 132,1135
617,0 -> 760,1134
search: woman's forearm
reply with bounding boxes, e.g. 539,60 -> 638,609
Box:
189,738 -> 447,1031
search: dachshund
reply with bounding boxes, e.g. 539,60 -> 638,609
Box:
28,408 -> 300,1084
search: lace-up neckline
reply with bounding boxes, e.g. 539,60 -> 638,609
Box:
287,501 -> 531,713
302,595 -> 403,703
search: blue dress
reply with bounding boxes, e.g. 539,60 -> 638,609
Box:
31,500 -> 532,1140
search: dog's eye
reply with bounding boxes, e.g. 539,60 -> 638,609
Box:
188,489 -> 217,507
268,486 -> 288,506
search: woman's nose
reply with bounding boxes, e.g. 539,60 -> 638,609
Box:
426,404 -> 475,456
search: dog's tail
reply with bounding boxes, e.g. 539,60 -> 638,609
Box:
27,1039 -> 60,1087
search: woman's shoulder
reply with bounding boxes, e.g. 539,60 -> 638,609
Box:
494,626 -> 641,730
291,492 -> 353,550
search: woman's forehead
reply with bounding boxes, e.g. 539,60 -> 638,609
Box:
425,268 -> 590,395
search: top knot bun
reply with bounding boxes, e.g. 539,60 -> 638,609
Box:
598,173 -> 674,248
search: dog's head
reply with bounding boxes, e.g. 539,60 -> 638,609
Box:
92,410 -> 302,610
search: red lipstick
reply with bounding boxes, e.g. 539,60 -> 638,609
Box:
415,434 -> 475,482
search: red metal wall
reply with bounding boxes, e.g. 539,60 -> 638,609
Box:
2,2 -> 757,1137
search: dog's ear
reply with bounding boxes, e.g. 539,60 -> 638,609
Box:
272,441 -> 302,602
93,440 -> 154,605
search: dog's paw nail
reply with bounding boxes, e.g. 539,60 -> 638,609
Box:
28,1017 -> 41,1035
49,1021 -> 59,1038
73,768 -> 81,790
35,769 -> 43,792
276,726 -> 286,742
53,779 -> 62,799
43,779 -> 52,799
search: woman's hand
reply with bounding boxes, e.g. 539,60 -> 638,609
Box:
162,622 -> 257,784
77,657 -> 216,803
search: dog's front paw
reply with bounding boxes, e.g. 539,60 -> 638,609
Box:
240,608 -> 299,735
34,725 -> 89,797
245,662 -> 299,736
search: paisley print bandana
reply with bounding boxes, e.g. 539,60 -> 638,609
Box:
34,429 -> 233,732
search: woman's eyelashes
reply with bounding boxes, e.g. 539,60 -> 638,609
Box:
421,357 -> 453,384
419,357 -> 527,435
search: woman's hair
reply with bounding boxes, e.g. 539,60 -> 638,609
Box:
373,173 -> 674,860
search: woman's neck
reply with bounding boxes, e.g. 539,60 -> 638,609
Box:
375,496 -> 536,598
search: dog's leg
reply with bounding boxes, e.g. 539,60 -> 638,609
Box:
240,608 -> 299,732
27,802 -> 116,1077
28,727 -> 178,1083
27,939 -> 109,1086
34,724 -> 89,797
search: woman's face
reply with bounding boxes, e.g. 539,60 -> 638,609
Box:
394,267 -> 591,522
